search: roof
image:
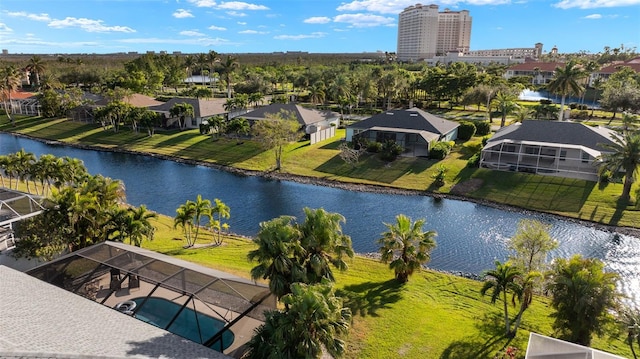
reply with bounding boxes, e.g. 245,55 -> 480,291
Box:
598,57 -> 640,74
507,62 -> 565,72
487,120 -> 617,151
149,97 -> 227,118
0,188 -> 45,227
349,108 -> 459,136
240,103 -> 340,126
526,333 -> 626,359
6,90 -> 36,100
96,93 -> 163,107
0,265 -> 228,359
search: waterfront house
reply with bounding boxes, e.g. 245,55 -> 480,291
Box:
233,103 -> 340,144
149,97 -> 227,129
345,108 -> 459,157
480,120 -> 617,181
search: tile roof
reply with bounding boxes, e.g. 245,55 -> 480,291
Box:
488,120 -> 617,151
149,97 -> 226,118
598,57 -> 640,74
0,266 -> 228,359
95,93 -> 163,107
507,62 -> 565,72
240,103 -> 339,126
348,108 -> 459,135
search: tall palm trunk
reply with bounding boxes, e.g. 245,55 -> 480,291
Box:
558,95 -> 566,121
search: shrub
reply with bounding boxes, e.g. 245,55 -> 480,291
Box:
457,121 -> 477,141
429,141 -> 452,160
366,141 -> 382,153
475,121 -> 491,136
467,152 -> 481,168
432,165 -> 447,187
539,99 -> 552,105
380,140 -> 404,161
482,136 -> 491,146
571,110 -> 589,120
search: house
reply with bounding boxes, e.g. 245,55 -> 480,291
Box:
525,333 -> 625,359
589,56 -> 640,86
503,62 -> 564,85
480,120 -> 617,181
234,103 -> 341,144
149,97 -> 227,129
346,108 -> 459,157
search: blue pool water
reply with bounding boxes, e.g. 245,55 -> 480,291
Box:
131,297 -> 234,351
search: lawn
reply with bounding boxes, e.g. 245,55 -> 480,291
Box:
142,215 -> 633,359
2,115 -> 639,228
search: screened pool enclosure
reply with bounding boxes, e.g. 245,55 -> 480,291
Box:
27,241 -> 276,356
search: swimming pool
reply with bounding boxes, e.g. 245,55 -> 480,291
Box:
131,297 -> 234,351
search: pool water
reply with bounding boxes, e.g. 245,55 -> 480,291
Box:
132,297 -> 234,351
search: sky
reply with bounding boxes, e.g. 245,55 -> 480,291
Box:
0,0 -> 638,56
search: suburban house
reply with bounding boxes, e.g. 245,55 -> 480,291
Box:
589,56 -> 640,86
4,90 -> 40,116
503,62 -> 564,85
149,97 -> 227,129
480,120 -> 617,181
345,108 -> 459,157
234,103 -> 341,144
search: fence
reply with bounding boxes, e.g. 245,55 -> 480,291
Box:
310,126 -> 335,145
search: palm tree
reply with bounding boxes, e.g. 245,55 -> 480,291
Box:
13,149 -> 36,192
27,55 -> 46,88
597,132 -> 640,202
211,198 -> 230,245
183,55 -> 196,85
206,50 -> 219,88
494,91 -> 519,128
196,53 -> 208,85
547,60 -> 587,121
308,81 -> 325,106
298,207 -> 354,284
220,55 -> 239,98
480,260 -> 523,336
248,216 -> 305,299
189,195 -> 211,246
226,117 -> 250,144
0,65 -> 22,126
512,105 -> 534,123
169,102 -> 194,130
174,201 -> 196,247
127,205 -> 157,246
378,214 -> 437,283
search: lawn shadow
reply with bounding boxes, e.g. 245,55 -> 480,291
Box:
314,154 -> 433,184
608,197 -> 629,226
152,132 -> 204,148
337,279 -> 403,317
440,312 -> 512,359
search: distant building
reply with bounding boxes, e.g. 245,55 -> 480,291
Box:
504,61 -> 564,85
426,52 -> 524,66
1,49 -> 8,55
397,4 -> 472,61
590,56 -> 640,85
468,43 -> 543,60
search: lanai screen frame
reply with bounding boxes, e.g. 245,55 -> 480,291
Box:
27,241 -> 276,353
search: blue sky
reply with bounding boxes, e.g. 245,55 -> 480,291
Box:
0,0 -> 638,55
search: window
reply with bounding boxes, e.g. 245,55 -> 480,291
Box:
560,150 -> 567,161
582,151 -> 590,163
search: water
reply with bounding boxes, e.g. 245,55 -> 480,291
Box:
519,89 -> 600,108
1,133 -> 638,304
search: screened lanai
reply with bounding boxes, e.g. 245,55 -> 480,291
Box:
27,241 -> 276,357
0,188 -> 45,251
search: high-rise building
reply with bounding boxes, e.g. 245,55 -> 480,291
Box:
397,4 -> 472,61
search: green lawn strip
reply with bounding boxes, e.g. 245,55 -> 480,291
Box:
142,214 -> 632,359
2,115 -> 639,228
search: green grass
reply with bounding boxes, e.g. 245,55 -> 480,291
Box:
141,215 -> 633,359
2,115 -> 639,228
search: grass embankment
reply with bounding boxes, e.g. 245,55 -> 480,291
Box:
145,214 -> 632,358
2,115 -> 639,228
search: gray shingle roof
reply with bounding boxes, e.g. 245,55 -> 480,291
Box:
241,103 -> 339,126
149,98 -> 226,119
0,266 -> 228,359
348,108 -> 459,135
488,120 -> 617,151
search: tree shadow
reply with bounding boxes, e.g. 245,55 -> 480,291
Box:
440,313 -> 513,359
337,279 -> 403,317
126,332 -> 217,358
609,197 -> 630,226
314,154 -> 433,184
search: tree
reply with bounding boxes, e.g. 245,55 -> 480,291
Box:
597,132 -> 640,202
251,110 -> 301,171
244,282 -> 351,359
169,102 -> 194,130
27,55 -> 46,88
622,308 -> 640,359
210,198 -> 230,245
126,205 -> 157,246
338,142 -> 363,168
190,195 -> 211,246
546,255 -> 621,346
493,90 -> 519,128
174,200 -> 198,247
226,117 -> 250,144
0,65 -> 22,126
378,214 -> 437,283
512,105 -> 534,123
546,61 -> 587,121
508,219 -> 558,273
480,260 -> 523,337
220,55 -> 239,98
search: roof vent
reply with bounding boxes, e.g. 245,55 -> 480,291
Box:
410,113 -> 418,116
386,112 -> 393,115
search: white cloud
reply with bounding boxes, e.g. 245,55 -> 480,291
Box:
333,13 -> 395,27
274,32 -> 327,40
173,9 -> 194,18
226,11 -> 247,16
118,37 -> 232,46
5,11 -> 51,22
583,13 -> 603,18
208,25 -> 227,30
0,37 -> 100,48
188,0 -> 269,10
180,30 -> 205,36
237,21 -> 247,25
48,17 -> 136,33
333,28 -> 349,32
0,23 -> 13,34
218,1 -> 269,10
239,29 -> 268,34
304,16 -> 331,24
553,0 -> 640,8
336,0 -> 512,13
